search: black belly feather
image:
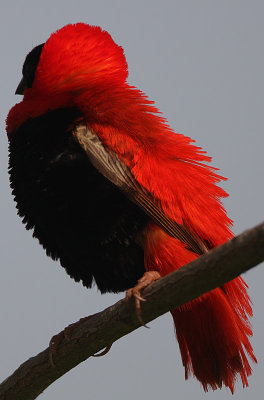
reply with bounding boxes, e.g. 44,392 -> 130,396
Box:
8,107 -> 147,293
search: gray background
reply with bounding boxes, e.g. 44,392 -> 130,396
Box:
0,1 -> 263,399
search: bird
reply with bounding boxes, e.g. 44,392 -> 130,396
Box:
6,23 -> 256,392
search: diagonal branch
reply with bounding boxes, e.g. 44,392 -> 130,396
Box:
1,222 -> 264,400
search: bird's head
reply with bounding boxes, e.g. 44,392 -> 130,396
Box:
16,23 -> 129,96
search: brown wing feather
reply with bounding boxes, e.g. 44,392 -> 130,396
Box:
74,124 -> 207,255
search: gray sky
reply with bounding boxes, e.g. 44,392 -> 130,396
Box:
1,1 -> 263,399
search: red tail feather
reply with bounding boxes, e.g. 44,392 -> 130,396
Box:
145,223 -> 256,392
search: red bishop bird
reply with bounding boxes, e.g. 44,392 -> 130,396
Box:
6,23 -> 256,392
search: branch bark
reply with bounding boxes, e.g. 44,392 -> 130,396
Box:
1,222 -> 264,400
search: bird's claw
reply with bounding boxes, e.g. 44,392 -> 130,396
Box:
49,331 -> 65,366
126,271 -> 161,327
92,344 -> 112,357
49,314 -> 112,366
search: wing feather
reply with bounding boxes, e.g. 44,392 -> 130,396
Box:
74,124 -> 207,255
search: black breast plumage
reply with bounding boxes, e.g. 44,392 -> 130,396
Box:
8,107 -> 147,293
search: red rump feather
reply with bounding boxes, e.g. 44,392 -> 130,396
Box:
6,23 -> 256,392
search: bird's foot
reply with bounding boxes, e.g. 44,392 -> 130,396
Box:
49,314 -> 112,366
126,271 -> 161,326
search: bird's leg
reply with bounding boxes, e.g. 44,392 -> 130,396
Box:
49,314 -> 112,366
126,271 -> 161,326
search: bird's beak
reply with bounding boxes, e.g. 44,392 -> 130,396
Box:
15,77 -> 26,95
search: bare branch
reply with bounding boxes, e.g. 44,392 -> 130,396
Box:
1,222 -> 264,400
